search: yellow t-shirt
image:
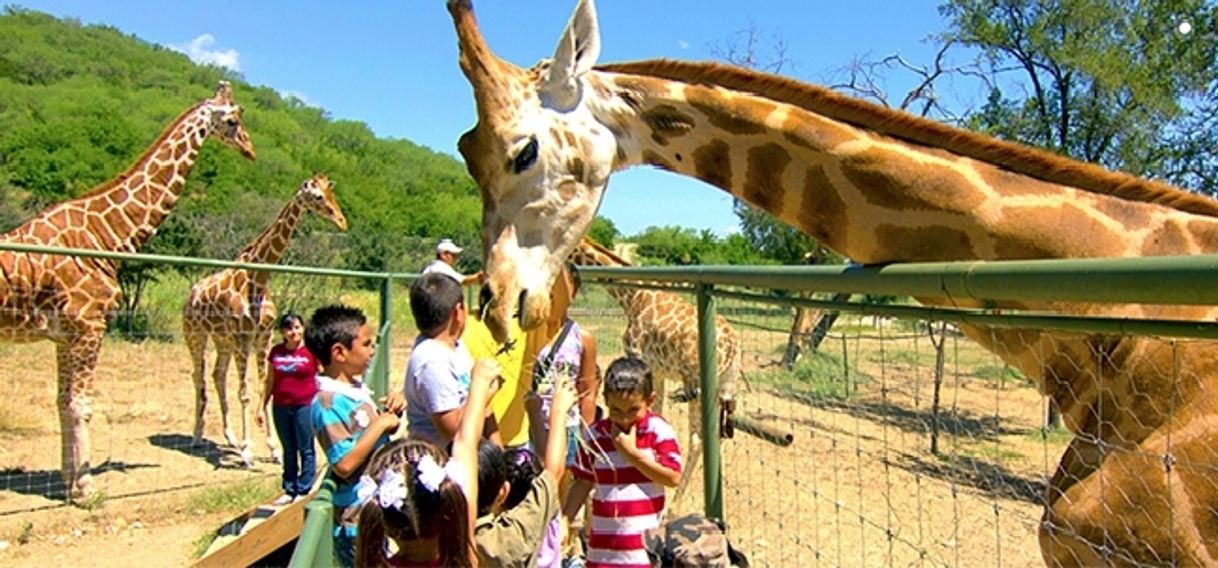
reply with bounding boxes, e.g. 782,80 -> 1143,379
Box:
463,315 -> 531,447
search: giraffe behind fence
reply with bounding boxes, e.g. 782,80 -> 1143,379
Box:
448,0 -> 1218,563
0,81 -> 255,500
182,173 -> 347,466
569,237 -> 741,508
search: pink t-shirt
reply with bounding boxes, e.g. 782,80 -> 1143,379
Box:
267,343 -> 320,406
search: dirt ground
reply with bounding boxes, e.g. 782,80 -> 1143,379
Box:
0,311 -> 1064,567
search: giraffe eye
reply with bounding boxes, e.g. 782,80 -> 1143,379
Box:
512,138 -> 539,174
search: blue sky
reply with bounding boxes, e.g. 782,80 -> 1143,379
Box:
16,1 -> 973,237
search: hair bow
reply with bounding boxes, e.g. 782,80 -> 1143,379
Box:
416,454 -> 469,494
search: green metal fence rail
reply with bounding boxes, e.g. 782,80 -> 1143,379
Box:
8,241 -> 1218,560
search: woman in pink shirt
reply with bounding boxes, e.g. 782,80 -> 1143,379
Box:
256,313 -> 320,505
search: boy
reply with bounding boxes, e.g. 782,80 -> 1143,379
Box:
306,304 -> 403,568
564,356 -> 682,568
405,272 -> 499,445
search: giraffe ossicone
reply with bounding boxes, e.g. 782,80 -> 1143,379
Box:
183,173 -> 347,468
450,0 -> 1218,564
0,81 -> 255,501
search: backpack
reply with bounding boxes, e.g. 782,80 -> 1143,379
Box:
645,514 -> 750,567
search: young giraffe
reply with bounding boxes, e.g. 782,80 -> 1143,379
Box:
182,173 -> 347,466
569,237 -> 741,507
448,1 -> 1218,564
0,82 -> 255,500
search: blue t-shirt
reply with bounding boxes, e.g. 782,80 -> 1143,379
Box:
404,336 -> 473,445
310,375 -> 388,538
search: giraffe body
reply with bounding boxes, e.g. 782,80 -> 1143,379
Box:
0,82 -> 255,500
570,238 -> 741,509
448,1 -> 1218,563
183,174 -> 346,466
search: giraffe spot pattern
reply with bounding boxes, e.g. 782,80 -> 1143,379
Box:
693,139 -> 732,189
744,142 -> 791,218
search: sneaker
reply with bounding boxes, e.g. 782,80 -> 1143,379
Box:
271,494 -> 294,507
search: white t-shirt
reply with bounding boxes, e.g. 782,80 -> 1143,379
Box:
404,336 -> 473,445
422,259 -> 464,283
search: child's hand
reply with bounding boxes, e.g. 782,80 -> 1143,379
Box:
380,391 -> 407,415
374,411 -> 400,434
552,380 -> 579,418
254,408 -> 266,429
524,391 -> 543,415
472,358 -> 503,396
611,422 -> 638,455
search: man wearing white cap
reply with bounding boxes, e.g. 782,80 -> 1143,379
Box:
423,238 -> 476,284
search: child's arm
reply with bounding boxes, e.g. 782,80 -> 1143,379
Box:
542,380 -> 578,482
612,424 -> 682,488
331,412 -> 400,480
525,392 -> 547,456
562,477 -> 593,522
576,331 -> 599,427
451,357 -> 501,527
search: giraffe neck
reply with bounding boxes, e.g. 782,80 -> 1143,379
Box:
588,64 -> 1218,264
570,243 -> 643,313
236,197 -> 306,266
17,102 -> 214,253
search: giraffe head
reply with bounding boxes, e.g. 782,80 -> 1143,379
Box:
449,0 -> 613,341
296,173 -> 348,231
206,81 -> 257,160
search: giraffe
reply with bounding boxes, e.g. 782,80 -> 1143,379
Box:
569,237 -> 741,507
0,81 -> 255,500
448,0 -> 1218,564
182,173 -> 347,466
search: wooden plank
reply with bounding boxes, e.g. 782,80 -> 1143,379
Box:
193,496 -> 312,568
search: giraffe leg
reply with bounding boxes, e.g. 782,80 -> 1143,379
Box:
211,345 -> 239,451
232,333 -> 255,468
185,327 -> 210,445
55,332 -> 101,502
671,377 -> 702,515
255,330 -> 282,465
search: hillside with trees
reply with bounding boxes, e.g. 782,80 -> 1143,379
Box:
0,7 -> 484,278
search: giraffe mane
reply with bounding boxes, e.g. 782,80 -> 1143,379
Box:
76,99 -> 210,200
579,237 -> 631,266
598,59 -> 1218,218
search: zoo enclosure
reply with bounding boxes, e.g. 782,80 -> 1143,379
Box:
5,243 -> 1218,566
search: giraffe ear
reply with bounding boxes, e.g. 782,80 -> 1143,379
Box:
541,0 -> 601,110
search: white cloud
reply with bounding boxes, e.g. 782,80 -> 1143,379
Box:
281,90 -> 320,108
677,39 -> 691,50
170,34 -> 241,71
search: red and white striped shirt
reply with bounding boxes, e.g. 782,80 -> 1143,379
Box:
571,412 -> 682,568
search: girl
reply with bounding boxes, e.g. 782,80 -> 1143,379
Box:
533,263 -> 599,465
355,356 -> 500,567
470,380 -> 577,567
256,312 -> 320,505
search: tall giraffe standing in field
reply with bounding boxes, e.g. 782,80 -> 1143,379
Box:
448,0 -> 1218,564
569,237 -> 741,506
183,173 -> 347,466
0,82 -> 255,500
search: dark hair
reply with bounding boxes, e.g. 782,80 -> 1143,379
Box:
278,312 -> 304,331
410,273 -> 464,337
565,262 -> 582,296
303,304 -> 366,366
603,356 -> 654,397
355,439 -> 473,567
474,440 -> 507,516
503,448 -> 542,509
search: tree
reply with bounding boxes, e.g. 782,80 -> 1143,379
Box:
587,215 -> 620,248
942,0 -> 1218,191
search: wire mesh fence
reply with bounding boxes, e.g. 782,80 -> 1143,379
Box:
0,262 -> 415,516
570,278 -> 1217,567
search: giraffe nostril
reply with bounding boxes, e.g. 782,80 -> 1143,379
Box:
516,289 -> 528,320
478,285 -> 494,320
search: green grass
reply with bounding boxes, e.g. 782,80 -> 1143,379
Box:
747,349 -> 871,401
1025,425 -> 1073,445
971,363 -> 1031,387
188,476 -> 280,558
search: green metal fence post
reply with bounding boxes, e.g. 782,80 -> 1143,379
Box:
696,283 -> 724,520
373,276 -> 393,399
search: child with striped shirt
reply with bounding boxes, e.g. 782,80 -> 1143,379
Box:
563,356 -> 682,568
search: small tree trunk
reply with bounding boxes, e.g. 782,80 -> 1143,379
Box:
781,295 -> 818,369
1045,399 -> 1062,429
807,293 -> 851,352
927,321 -> 947,455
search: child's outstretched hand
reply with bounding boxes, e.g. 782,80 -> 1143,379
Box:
552,380 -> 579,418
471,358 -> 503,399
374,411 -> 401,434
524,390 -> 543,416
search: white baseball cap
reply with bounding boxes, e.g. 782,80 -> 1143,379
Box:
436,238 -> 463,254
